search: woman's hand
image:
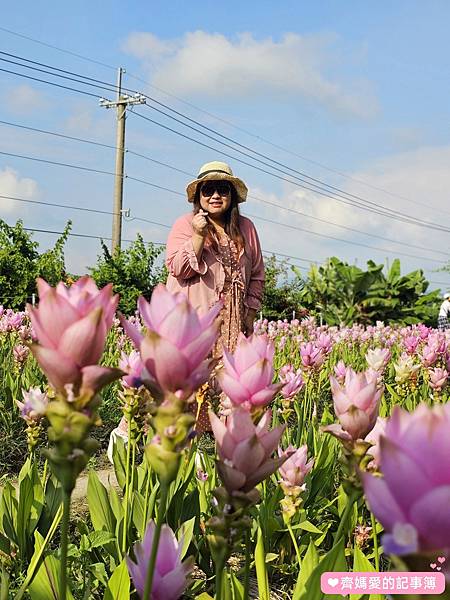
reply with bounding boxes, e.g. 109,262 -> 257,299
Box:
192,210 -> 209,237
243,309 -> 257,336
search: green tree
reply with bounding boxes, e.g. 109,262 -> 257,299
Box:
89,235 -> 167,315
298,257 -> 441,326
0,219 -> 71,309
262,255 -> 306,320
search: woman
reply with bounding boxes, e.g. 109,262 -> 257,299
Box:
437,292 -> 450,331
166,161 -> 265,430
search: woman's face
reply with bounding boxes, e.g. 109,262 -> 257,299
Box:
198,180 -> 232,218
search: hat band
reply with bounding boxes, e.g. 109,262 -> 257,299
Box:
197,168 -> 232,179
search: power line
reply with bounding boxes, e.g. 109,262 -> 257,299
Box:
3,52 -> 450,234
243,212 -> 446,264
1,28 -> 447,213
1,148 -> 447,264
130,110 -> 450,234
3,51 -> 450,225
0,66 -> 100,98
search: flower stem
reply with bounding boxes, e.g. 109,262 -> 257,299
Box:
334,489 -> 359,544
371,511 -> 380,571
287,521 -> 302,567
143,483 -> 169,600
59,489 -> 72,600
215,561 -> 224,600
243,530 -> 251,599
121,417 -> 133,554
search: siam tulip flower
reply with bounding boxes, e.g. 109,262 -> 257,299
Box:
127,520 -> 193,600
278,444 -> 314,494
13,343 -> 29,364
364,416 -> 387,470
209,408 -> 289,493
420,344 -> 439,368
121,284 -> 221,400
360,403 -> 450,561
119,350 -> 144,388
322,370 -> 383,442
218,333 -> 283,410
428,367 -> 448,391
365,347 -> 390,372
365,367 -> 382,386
403,335 -> 420,355
394,355 -> 421,385
333,360 -> 348,383
316,332 -> 333,354
280,368 -> 304,400
27,277 -> 120,394
16,387 -> 49,424
299,342 -> 325,369
278,335 -> 287,350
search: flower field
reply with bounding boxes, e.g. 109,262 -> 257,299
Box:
0,279 -> 449,600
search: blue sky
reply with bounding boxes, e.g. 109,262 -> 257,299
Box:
1,1 -> 450,298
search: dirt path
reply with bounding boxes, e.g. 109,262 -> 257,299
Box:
72,467 -> 119,502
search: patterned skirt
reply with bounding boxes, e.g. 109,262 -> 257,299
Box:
438,315 -> 449,331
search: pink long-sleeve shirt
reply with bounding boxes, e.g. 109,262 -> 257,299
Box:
165,213 -> 265,315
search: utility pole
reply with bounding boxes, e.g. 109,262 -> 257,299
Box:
99,68 -> 146,252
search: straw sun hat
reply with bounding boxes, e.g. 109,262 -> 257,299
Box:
186,161 -> 248,203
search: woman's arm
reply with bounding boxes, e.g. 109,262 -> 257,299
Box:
166,215 -> 209,280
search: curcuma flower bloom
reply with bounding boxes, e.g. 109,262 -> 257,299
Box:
16,387 -> 48,424
428,367 -> 448,391
209,408 -> 289,493
218,333 -> 283,410
121,284 -> 221,399
360,403 -> 450,558
365,347 -> 390,372
394,354 -> 421,384
127,520 -> 193,600
28,277 -> 121,394
299,342 -> 325,369
364,416 -> 387,470
323,370 -> 383,442
280,368 -> 304,400
278,444 -> 314,494
119,350 -> 144,388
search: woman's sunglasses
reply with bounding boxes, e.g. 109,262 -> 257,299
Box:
200,181 -> 231,197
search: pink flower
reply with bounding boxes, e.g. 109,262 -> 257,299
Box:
13,344 -> 29,364
333,360 -> 348,383
316,333 -> 333,354
209,408 -> 289,492
403,335 -> 420,354
364,416 -> 387,469
218,333 -> 283,410
127,521 -> 193,600
119,350 -> 144,388
323,370 -> 383,442
428,367 -> 448,391
121,284 -> 221,399
278,444 -> 314,492
28,277 -> 121,394
280,368 -> 304,400
300,342 -> 325,369
420,345 -> 439,368
16,387 -> 49,424
365,348 -> 390,372
361,403 -> 450,556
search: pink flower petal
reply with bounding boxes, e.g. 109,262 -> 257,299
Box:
218,372 -> 249,406
232,436 -> 265,473
119,314 -> 143,349
140,333 -> 189,392
80,365 -> 123,394
30,345 -> 80,391
360,470 -> 407,531
409,485 -> 450,550
58,307 -> 106,367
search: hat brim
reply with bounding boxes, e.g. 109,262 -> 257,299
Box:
186,172 -> 248,203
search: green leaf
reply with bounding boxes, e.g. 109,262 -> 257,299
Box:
255,526 -> 269,600
293,539 -> 318,600
229,571 -> 244,600
351,545 -> 383,600
103,559 -> 130,600
300,537 -> 347,600
87,530 -> 116,550
177,516 -> 196,559
87,471 -> 116,533
28,531 -> 74,600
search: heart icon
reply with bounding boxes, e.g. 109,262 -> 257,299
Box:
328,578 -> 339,587
437,567 -> 442,571
430,563 -> 437,569
438,557 -> 446,564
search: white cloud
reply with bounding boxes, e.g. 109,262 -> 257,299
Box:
122,31 -> 378,118
0,167 -> 39,215
3,84 -> 49,114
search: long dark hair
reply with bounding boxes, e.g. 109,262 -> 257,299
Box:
193,182 -> 244,252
